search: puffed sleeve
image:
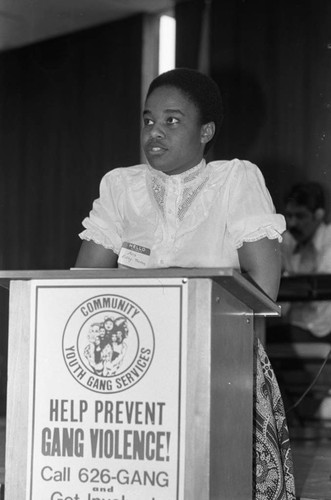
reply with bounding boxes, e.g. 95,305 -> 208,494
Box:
227,160 -> 286,249
79,169 -> 124,254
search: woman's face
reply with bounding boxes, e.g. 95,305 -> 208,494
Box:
142,86 -> 208,175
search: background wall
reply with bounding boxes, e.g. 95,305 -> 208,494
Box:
0,15 -> 143,270
177,0 -> 331,213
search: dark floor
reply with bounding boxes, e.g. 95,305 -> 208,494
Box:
289,423 -> 331,500
265,326 -> 331,499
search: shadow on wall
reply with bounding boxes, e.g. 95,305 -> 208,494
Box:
29,35 -> 75,72
263,162 -> 308,213
211,68 -> 267,160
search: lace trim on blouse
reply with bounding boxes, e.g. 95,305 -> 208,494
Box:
235,226 -> 283,249
178,177 -> 209,221
147,160 -> 210,222
150,176 -> 166,217
79,231 -> 119,253
79,218 -> 121,254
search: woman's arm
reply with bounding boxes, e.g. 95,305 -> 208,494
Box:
237,237 -> 281,301
75,240 -> 118,268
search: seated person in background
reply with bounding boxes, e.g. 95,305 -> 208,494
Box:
267,181 -> 331,419
278,181 -> 331,340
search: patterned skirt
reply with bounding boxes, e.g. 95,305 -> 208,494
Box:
254,340 -> 296,499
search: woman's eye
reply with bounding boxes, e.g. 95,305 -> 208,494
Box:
143,118 -> 154,126
167,117 -> 179,125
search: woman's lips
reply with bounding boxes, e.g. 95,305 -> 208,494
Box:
145,143 -> 168,156
148,146 -> 167,154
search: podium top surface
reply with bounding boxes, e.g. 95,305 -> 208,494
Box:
0,268 -> 280,316
0,267 -> 248,280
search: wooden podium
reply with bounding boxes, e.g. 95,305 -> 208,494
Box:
0,268 -> 279,500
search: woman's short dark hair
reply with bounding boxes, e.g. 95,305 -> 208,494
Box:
146,68 -> 223,154
285,182 -> 325,212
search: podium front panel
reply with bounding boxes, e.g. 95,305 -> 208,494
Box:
6,278 -> 189,500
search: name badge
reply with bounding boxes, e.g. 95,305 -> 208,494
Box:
118,242 -> 151,269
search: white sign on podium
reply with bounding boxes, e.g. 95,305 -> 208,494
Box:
26,278 -> 188,500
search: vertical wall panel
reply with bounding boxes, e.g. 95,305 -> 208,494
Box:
0,15 -> 143,269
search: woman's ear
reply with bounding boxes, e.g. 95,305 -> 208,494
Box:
200,122 -> 215,144
315,207 -> 325,221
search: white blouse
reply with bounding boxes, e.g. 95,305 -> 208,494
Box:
79,159 -> 286,269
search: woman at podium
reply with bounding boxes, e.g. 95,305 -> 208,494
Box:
76,68 -> 295,499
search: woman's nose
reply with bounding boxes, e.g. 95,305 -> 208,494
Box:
150,122 -> 165,138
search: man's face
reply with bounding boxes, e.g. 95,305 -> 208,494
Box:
285,201 -> 321,244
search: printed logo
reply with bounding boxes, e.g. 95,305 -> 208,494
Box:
62,294 -> 155,393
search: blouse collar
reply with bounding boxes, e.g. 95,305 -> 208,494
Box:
147,159 -> 207,185
146,159 -> 210,221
